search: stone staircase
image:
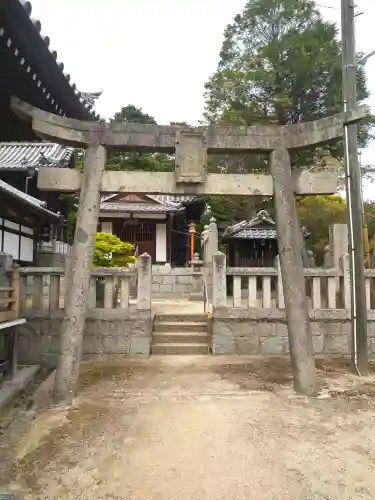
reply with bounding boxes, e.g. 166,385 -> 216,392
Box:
152,314 -> 209,355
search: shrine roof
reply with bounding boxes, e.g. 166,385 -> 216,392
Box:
0,142 -> 74,170
0,178 -> 62,219
222,210 -> 277,240
100,194 -> 184,214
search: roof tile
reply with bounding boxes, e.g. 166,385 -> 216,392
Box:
0,142 -> 74,169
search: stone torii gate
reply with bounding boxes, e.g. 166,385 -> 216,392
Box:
11,97 -> 365,401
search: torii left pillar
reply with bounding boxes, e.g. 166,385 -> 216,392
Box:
55,144 -> 105,403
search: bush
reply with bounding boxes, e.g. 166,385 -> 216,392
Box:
93,232 -> 136,268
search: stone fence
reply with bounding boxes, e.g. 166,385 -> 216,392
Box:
211,252 -> 375,357
15,253 -> 153,366
12,248 -> 375,363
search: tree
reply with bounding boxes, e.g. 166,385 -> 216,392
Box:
114,105 -> 156,124
93,233 -> 136,268
108,105 -> 178,172
203,0 -> 373,172
297,195 -> 347,264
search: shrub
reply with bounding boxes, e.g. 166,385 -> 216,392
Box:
93,232 -> 136,268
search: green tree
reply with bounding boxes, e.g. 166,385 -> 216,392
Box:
204,0 -> 373,171
93,232 -> 136,267
201,0 -> 374,227
108,105 -> 175,172
297,195 -> 347,264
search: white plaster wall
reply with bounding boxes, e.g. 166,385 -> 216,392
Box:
3,231 -> 19,259
101,221 -> 113,234
156,223 -> 167,262
20,236 -> 34,262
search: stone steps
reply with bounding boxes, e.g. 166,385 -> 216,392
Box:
152,314 -> 209,355
155,314 -> 207,323
154,321 -> 207,333
152,343 -> 209,355
153,332 -> 208,344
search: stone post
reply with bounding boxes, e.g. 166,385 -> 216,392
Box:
340,253 -> 351,311
137,253 -> 152,310
204,218 -> 218,306
200,225 -> 209,264
323,245 -> 332,269
307,250 -> 316,268
275,256 -> 285,309
329,224 -> 349,270
207,217 -> 219,262
212,252 -> 227,309
189,252 -> 204,302
54,144 -> 105,404
270,148 -> 318,396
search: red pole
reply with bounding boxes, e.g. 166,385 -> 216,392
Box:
189,222 -> 196,262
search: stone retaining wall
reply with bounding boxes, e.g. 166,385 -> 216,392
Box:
152,266 -> 200,297
211,308 -> 375,356
15,309 -> 153,367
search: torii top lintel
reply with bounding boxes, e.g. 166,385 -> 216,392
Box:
11,97 -> 366,152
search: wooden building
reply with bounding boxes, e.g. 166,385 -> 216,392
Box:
0,177 -> 65,264
0,0 -> 101,262
99,194 -> 205,266
222,211 -> 278,267
222,210 -> 311,268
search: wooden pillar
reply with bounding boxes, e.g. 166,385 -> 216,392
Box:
270,148 -> 318,396
54,144 -> 106,404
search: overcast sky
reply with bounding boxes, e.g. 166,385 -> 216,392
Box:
29,0 -> 375,198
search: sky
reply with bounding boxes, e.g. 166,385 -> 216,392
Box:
29,0 -> 375,197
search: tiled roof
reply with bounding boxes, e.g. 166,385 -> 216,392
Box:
229,228 -> 277,239
102,194 -> 199,207
1,1 -> 100,120
0,142 -> 74,170
0,179 -> 62,219
100,201 -> 182,213
148,195 -> 199,205
222,210 -> 277,240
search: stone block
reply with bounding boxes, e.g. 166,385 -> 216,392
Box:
176,275 -> 192,285
315,321 -> 344,336
103,335 -> 130,354
260,336 -> 289,355
312,335 -> 324,354
368,336 -> 375,356
234,332 -> 260,354
170,267 -> 192,275
83,335 -> 104,354
324,334 -> 349,355
152,266 -> 171,275
152,283 -> 160,293
174,284 -> 192,294
130,337 -> 151,356
48,333 -> 61,354
152,275 -> 164,284
367,322 -> 375,337
162,275 -> 176,285
159,284 -> 173,293
212,334 -> 236,354
274,323 -> 288,337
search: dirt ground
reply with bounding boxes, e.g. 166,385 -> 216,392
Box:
1,356 -> 375,500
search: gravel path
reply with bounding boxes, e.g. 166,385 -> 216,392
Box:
4,356 -> 375,500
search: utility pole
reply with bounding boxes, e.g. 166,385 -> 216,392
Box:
341,0 -> 368,374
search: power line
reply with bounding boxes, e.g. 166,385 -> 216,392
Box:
316,3 -> 340,10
